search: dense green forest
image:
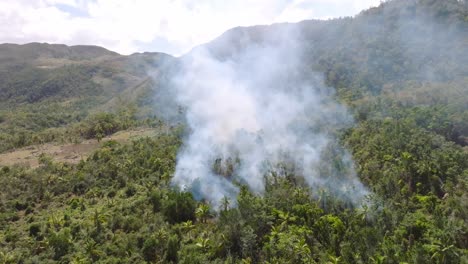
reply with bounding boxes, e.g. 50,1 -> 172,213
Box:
1,0 -> 467,263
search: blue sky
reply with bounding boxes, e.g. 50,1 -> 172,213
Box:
0,0 -> 380,55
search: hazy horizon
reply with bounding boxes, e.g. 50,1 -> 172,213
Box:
0,0 -> 380,56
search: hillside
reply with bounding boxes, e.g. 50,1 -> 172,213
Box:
0,0 -> 467,263
0,43 -> 175,152
0,43 -> 174,103
198,0 -> 468,145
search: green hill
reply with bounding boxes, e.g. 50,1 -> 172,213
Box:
0,43 -> 175,152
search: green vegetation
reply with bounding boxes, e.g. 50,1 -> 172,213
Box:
0,125 -> 466,263
1,0 -> 467,263
0,42 -> 174,152
0,101 -> 153,152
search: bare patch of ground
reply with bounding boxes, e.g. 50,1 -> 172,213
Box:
0,128 -> 157,168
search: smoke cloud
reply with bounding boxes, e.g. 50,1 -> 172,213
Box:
168,26 -> 368,208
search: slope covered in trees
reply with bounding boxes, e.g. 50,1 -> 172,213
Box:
0,43 -> 174,152
201,0 -> 468,145
0,0 -> 467,263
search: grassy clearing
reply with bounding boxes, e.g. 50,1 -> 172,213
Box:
0,128 -> 157,168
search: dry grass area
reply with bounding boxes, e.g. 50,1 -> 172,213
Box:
0,128 -> 157,168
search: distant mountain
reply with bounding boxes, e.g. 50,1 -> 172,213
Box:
0,43 -> 174,104
0,43 -> 118,67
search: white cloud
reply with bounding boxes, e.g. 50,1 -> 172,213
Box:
0,0 -> 380,55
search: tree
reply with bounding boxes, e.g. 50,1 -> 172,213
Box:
48,228 -> 73,260
195,203 -> 211,223
162,191 -> 196,224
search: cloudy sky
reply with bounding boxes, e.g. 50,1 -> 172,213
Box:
0,0 -> 380,55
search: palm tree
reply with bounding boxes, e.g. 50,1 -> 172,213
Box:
0,251 -> 15,264
181,220 -> 195,231
369,255 -> 386,264
196,237 -> 211,252
327,255 -> 341,264
48,213 -> 65,231
293,238 -> 312,259
195,203 -> 211,223
275,209 -> 297,231
84,239 -> 103,262
429,243 -> 459,264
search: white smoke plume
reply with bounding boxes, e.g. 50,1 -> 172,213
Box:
169,27 -> 368,208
